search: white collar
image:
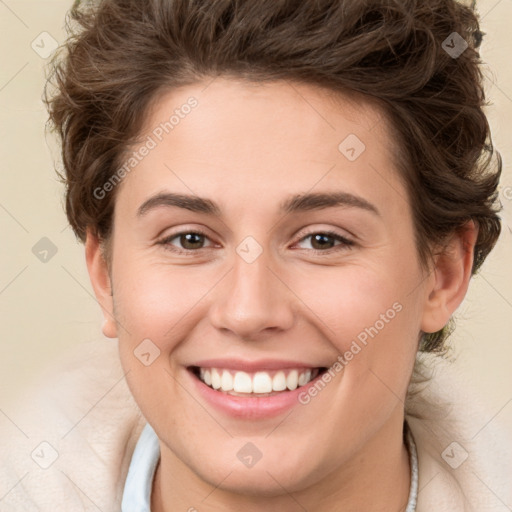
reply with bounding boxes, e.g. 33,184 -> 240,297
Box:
121,422 -> 160,511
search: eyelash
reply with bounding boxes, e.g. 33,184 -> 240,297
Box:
156,229 -> 354,256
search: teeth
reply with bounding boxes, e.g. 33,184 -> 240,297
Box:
233,371 -> 252,393
211,368 -> 221,389
253,372 -> 272,393
221,370 -> 233,391
196,367 -> 319,394
298,369 -> 311,386
287,369 -> 298,390
272,371 -> 287,391
200,368 -> 212,386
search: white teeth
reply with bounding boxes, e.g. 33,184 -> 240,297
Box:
272,371 -> 287,391
200,368 -> 212,386
221,370 -> 233,391
211,368 -> 222,389
233,371 -> 252,393
298,369 -> 311,386
286,369 -> 298,390
253,372 -> 273,393
196,367 -> 319,394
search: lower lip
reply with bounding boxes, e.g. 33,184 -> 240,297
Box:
187,368 -> 326,420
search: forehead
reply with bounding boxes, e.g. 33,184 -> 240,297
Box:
114,78 -> 406,218
141,78 -> 389,146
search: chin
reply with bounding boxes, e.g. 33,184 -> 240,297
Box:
205,468 -> 311,498
189,449 -> 327,498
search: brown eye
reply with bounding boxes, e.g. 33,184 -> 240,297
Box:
178,232 -> 206,250
310,233 -> 337,250
157,230 -> 213,254
295,231 -> 354,253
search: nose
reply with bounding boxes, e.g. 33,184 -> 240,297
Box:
208,249 -> 295,341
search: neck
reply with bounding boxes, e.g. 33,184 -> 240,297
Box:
152,408 -> 411,512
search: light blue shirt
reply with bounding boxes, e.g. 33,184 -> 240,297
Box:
121,423 -> 161,512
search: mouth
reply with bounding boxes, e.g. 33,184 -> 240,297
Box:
188,366 -> 329,397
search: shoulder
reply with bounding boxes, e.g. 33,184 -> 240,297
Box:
406,353 -> 512,512
0,339 -> 145,511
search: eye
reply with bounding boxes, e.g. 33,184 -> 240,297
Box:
156,228 -> 354,256
157,230 -> 214,254
294,230 -> 354,253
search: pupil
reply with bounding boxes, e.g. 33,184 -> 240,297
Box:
313,234 -> 333,250
182,233 -> 203,249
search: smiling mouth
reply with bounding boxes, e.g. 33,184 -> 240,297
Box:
188,366 -> 329,397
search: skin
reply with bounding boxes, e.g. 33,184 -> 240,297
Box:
86,78 -> 477,511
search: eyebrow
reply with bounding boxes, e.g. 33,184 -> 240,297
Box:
137,191 -> 380,218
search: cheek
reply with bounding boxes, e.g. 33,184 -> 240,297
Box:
112,257 -> 204,342
296,263 -> 413,343
111,258 -> 202,423
296,261 -> 421,396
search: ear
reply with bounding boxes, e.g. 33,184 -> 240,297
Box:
421,221 -> 479,334
85,227 -> 118,339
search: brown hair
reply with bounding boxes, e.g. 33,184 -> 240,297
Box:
45,0 -> 502,353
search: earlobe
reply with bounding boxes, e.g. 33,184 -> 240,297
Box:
85,227 -> 118,339
420,221 -> 478,334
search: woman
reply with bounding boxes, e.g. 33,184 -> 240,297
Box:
1,0 -> 510,510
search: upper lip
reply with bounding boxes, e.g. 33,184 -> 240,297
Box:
188,358 -> 325,372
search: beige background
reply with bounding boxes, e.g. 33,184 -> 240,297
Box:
1,0 -> 511,434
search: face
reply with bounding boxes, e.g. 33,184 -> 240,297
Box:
87,78 -> 462,498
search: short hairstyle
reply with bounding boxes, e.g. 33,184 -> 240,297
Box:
45,0 -> 502,353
